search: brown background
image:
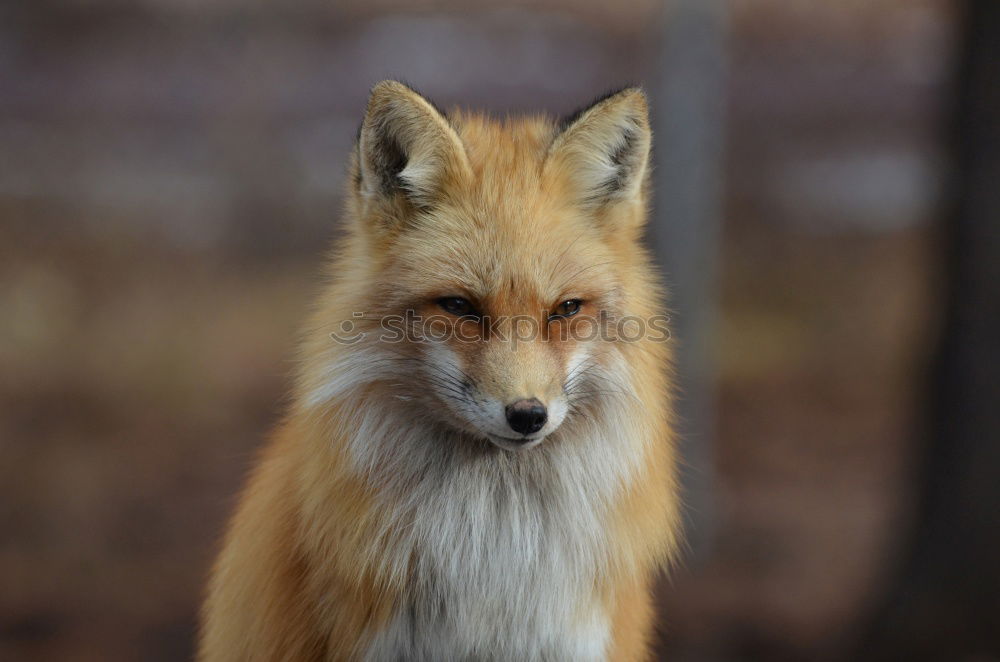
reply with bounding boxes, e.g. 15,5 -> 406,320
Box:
0,1 -> 953,660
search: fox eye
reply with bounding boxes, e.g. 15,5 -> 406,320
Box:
550,299 -> 582,320
437,297 -> 479,319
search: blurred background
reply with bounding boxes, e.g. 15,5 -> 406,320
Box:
3,0 -> 998,660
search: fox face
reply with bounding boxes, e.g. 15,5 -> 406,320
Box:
341,82 -> 655,451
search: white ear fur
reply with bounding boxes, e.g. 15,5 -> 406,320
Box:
545,87 -> 651,210
357,81 -> 470,210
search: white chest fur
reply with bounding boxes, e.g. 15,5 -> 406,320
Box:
364,593 -> 609,662
343,408 -> 642,661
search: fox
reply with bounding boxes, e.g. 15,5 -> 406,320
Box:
199,81 -> 681,662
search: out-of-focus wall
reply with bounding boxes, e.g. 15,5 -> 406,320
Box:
0,1 -> 952,660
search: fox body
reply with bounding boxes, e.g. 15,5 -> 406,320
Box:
200,82 -> 680,661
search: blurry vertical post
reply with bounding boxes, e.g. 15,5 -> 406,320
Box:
650,0 -> 729,560
855,1 -> 1000,659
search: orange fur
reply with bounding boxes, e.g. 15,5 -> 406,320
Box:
199,82 -> 680,661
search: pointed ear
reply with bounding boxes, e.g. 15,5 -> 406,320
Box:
355,81 -> 471,212
545,87 -> 651,211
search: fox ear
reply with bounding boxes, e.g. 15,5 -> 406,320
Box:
545,87 -> 651,212
355,81 -> 470,213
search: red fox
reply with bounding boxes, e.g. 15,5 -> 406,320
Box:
199,81 -> 680,661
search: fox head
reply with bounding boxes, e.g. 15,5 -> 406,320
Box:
318,81 -> 662,451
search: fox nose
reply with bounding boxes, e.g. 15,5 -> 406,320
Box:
505,398 -> 548,435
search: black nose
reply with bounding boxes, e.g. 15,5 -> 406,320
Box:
505,398 -> 548,435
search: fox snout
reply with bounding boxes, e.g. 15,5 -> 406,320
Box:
504,398 -> 548,436
423,340 -> 571,450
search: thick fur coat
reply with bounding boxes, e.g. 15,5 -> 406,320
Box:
200,81 -> 680,661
